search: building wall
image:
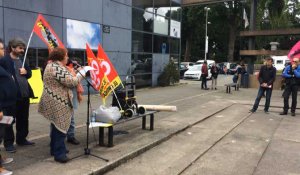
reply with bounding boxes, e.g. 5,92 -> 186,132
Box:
0,0 -> 181,87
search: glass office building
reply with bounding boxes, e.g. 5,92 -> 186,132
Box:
0,0 -> 181,87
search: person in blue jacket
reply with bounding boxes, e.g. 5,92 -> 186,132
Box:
0,38 -> 35,153
280,57 -> 300,116
0,38 -> 16,175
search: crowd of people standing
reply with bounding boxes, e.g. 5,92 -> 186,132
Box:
0,37 -> 84,174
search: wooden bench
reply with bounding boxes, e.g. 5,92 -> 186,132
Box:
224,83 -> 239,93
89,111 -> 157,147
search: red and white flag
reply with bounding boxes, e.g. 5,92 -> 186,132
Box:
33,14 -> 64,49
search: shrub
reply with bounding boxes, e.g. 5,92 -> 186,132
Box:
158,61 -> 180,86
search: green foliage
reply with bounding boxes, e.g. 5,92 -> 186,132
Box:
158,61 -> 180,87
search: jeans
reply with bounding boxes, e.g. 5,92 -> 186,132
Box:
211,77 -> 217,89
67,112 -> 75,139
201,75 -> 207,89
283,84 -> 298,113
252,87 -> 272,112
50,124 -> 67,159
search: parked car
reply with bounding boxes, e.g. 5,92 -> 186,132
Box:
180,64 -> 189,78
271,56 -> 290,71
183,64 -> 212,80
181,62 -> 195,69
227,63 -> 237,75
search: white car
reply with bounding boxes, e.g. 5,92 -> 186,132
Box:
183,64 -> 212,80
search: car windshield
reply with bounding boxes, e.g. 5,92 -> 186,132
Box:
230,64 -> 237,69
189,65 -> 202,71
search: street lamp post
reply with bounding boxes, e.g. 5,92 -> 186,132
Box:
204,7 -> 210,61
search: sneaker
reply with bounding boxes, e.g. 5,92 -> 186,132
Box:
54,156 -> 69,163
249,109 -> 256,113
67,138 -> 80,145
0,167 -> 13,175
291,112 -> 296,117
1,157 -> 13,165
264,110 -> 269,114
17,140 -> 35,146
5,146 -> 16,153
280,112 -> 288,115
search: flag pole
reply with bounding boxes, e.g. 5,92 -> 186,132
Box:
22,30 -> 34,68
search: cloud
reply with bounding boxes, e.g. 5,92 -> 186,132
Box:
67,19 -> 101,49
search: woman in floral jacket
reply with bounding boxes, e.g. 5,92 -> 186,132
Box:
38,47 -> 83,163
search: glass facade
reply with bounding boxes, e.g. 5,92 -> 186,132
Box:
131,0 -> 181,86
0,0 -> 181,87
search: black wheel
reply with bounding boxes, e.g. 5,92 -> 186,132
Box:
138,106 -> 146,114
124,109 -> 134,118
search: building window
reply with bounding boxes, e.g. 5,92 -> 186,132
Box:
132,31 -> 153,53
131,53 -> 152,87
153,35 -> 169,54
132,8 -> 153,32
170,38 -> 180,54
153,15 -> 169,35
131,54 -> 152,74
132,0 -> 153,10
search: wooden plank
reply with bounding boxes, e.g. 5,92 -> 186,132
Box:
240,28 -> 300,37
240,50 -> 289,56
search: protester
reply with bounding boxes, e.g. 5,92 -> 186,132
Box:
280,58 -> 300,116
210,62 -> 219,90
201,61 -> 209,90
249,58 -> 276,113
0,38 -> 16,175
0,38 -> 35,153
38,48 -> 84,163
66,60 -> 84,145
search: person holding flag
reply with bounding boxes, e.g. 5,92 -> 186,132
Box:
0,38 -> 35,153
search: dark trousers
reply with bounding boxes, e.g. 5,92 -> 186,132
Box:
15,97 -> 30,144
3,105 -> 16,147
50,124 -> 67,159
283,84 -> 298,113
201,75 -> 207,89
252,87 -> 272,111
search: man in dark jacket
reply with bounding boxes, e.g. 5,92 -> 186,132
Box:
201,61 -> 209,90
0,38 -> 16,174
280,57 -> 300,116
0,38 -> 35,153
250,58 -> 276,113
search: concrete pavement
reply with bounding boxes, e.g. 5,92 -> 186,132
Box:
2,76 -> 300,175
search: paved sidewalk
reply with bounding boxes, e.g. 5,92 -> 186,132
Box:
2,81 -> 299,175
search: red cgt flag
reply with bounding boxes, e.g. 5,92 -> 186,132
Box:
33,14 -> 64,49
86,44 -> 102,91
97,44 -> 122,89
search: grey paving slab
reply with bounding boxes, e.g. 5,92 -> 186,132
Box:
106,104 -> 251,175
181,109 -> 283,175
12,98 -> 232,175
253,140 -> 300,175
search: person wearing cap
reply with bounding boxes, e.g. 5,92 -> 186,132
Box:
249,58 -> 276,113
280,57 -> 300,116
0,38 -> 35,153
